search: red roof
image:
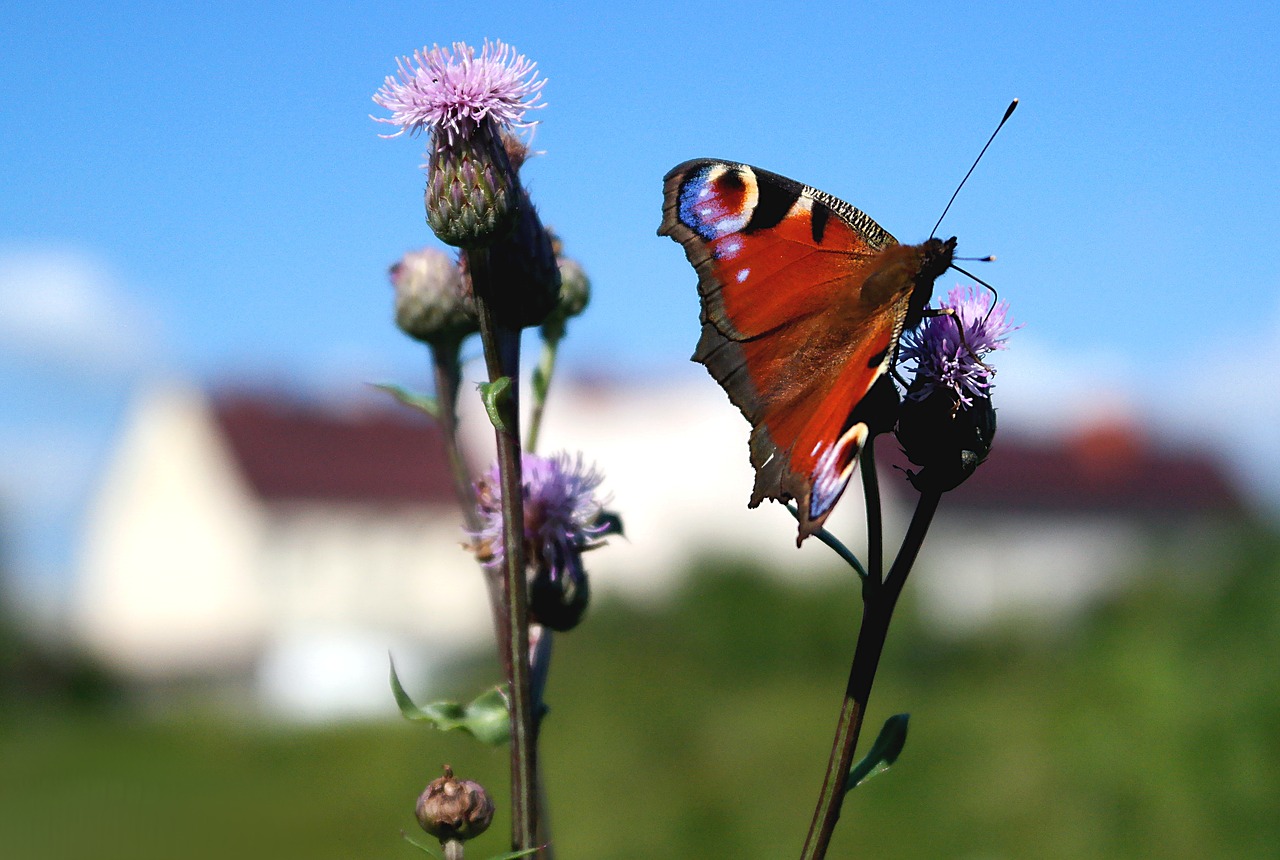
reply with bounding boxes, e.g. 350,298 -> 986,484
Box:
212,395 -> 461,507
882,421 -> 1247,518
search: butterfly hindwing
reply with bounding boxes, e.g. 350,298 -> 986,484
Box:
659,159 -> 923,542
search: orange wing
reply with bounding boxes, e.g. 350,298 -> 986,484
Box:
659,159 -> 950,543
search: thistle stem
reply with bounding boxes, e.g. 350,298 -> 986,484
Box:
430,342 -> 480,530
799,487 -> 942,860
526,326 -> 561,454
431,342 -> 507,640
861,441 -> 884,587
467,248 -> 538,854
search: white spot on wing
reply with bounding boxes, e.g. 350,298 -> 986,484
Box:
809,423 -> 870,519
736,268 -> 750,283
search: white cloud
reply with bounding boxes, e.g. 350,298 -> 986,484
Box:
992,335 -> 1145,437
1161,296 -> 1280,508
0,246 -> 165,375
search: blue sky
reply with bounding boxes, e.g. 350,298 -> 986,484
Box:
3,1 -> 1279,601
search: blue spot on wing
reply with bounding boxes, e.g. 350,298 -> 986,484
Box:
678,166 -> 749,241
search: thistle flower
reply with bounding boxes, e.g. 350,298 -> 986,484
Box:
373,40 -> 545,144
373,40 -> 546,248
895,286 -> 1017,493
470,453 -> 610,630
388,247 -> 477,346
898,286 -> 1018,409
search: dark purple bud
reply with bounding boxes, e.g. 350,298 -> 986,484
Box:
896,384 -> 997,493
529,544 -> 590,631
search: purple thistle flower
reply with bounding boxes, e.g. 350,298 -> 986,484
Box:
472,452 -> 609,572
899,286 -> 1019,408
372,39 -> 546,145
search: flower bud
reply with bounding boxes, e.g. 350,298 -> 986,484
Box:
425,122 -> 520,248
548,254 -> 591,329
415,765 -> 494,842
480,189 -> 561,328
896,385 -> 997,493
389,248 -> 477,346
502,131 -> 532,173
529,547 -> 590,631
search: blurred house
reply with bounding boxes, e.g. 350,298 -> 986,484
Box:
907,420 -> 1249,630
72,380 -> 1249,715
74,383 -> 491,719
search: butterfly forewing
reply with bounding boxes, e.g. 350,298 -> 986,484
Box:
660,159 -> 921,542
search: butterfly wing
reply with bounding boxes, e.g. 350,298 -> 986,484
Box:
659,159 -> 917,543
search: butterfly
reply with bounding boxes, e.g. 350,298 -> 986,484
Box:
659,160 -> 956,545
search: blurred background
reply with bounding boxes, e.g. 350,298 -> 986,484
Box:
2,1 -> 1278,858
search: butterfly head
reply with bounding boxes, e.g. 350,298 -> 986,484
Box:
904,236 -> 957,327
918,236 -> 957,284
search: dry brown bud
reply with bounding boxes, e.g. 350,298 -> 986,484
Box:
414,765 -> 495,842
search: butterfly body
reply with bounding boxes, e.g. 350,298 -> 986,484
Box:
659,158 -> 956,543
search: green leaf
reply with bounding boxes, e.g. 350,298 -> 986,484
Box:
372,383 -> 440,419
845,713 -> 909,792
402,829 -> 543,860
400,832 -> 440,856
531,360 -> 552,404
487,849 -> 543,860
389,658 -> 511,746
479,377 -> 514,432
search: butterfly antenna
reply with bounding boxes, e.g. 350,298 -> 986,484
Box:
930,98 -> 1019,239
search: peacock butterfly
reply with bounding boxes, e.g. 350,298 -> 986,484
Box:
658,159 -> 957,545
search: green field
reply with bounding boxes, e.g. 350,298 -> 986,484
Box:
3,527 -> 1279,859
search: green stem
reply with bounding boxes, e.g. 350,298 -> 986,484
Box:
467,248 -> 538,854
861,440 -> 884,587
430,341 -> 479,531
798,488 -> 941,860
785,502 -> 867,581
526,326 -> 561,454
431,342 -> 507,640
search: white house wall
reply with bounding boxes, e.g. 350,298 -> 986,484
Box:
75,383 -> 268,678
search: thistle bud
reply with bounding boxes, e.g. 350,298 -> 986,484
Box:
389,248 -> 477,346
425,123 -> 521,248
480,187 -> 561,328
415,765 -> 494,843
896,386 -> 997,493
373,40 -> 546,249
548,253 -> 591,332
529,546 -> 590,632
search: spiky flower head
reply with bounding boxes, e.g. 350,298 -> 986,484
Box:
895,286 -> 1018,493
471,453 -> 610,630
372,40 -> 545,144
388,247 -> 477,346
373,40 -> 546,248
898,286 -> 1018,409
